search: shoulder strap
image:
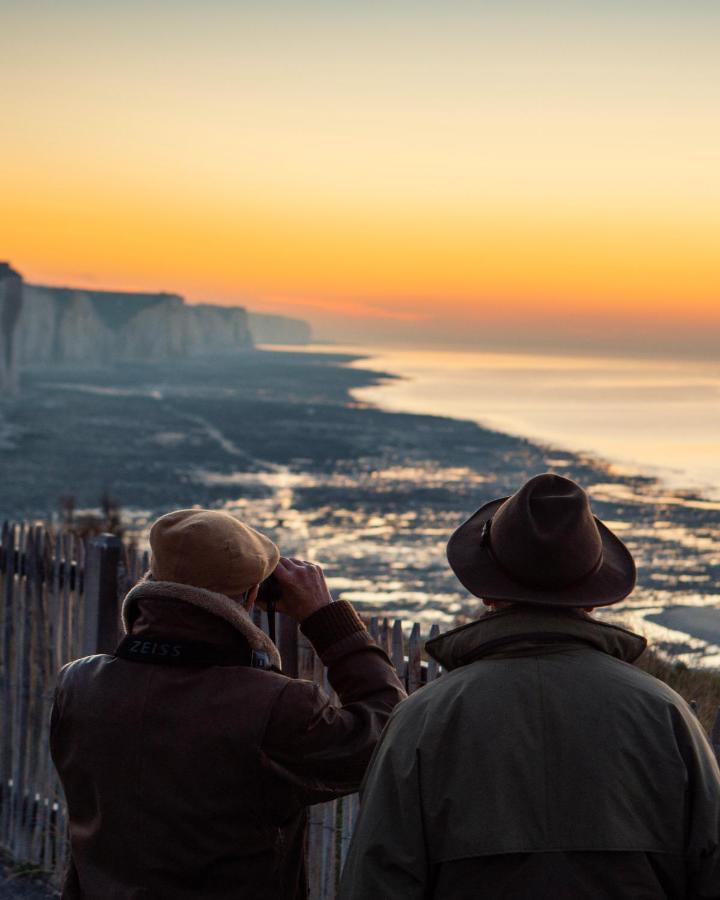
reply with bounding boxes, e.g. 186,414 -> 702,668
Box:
115,634 -> 273,670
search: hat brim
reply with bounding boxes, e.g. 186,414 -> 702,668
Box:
447,497 -> 636,607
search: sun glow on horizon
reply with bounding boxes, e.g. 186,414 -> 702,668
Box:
1,1 -> 719,342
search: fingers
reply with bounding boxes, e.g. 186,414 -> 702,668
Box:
278,556 -> 322,570
271,556 -> 332,623
274,557 -> 325,585
289,557 -> 314,567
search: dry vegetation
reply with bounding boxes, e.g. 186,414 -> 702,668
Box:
637,650 -> 720,736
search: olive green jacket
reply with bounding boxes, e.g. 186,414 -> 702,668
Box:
340,606 -> 720,899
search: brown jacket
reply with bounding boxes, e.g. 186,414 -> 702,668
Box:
50,580 -> 406,899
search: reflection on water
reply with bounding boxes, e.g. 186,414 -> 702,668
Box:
15,345 -> 720,668
589,482 -> 720,512
193,464 -> 490,489
187,455 -> 720,661
264,343 -> 720,495
103,345 -> 720,667
607,597 -> 720,669
341,346 -> 720,499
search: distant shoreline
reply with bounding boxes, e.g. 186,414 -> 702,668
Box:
2,347 -> 719,663
323,344 -> 720,504
265,345 -> 720,667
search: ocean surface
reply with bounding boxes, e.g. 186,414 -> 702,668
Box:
5,347 -> 719,665
271,345 -> 720,500
346,346 -> 720,500
258,344 -> 720,664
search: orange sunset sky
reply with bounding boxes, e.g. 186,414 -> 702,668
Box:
2,2 -> 719,347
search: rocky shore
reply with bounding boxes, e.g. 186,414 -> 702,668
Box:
0,348 -> 718,661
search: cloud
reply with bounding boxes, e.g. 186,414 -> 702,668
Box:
251,295 -> 432,322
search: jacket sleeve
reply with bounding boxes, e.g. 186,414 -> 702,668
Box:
676,705 -> 720,899
338,702 -> 428,900
260,601 -> 406,807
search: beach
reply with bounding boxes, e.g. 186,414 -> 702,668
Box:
342,346 -> 720,499
344,344 -> 720,665
1,347 -> 719,664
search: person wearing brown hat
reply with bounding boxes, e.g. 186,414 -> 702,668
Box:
50,509 -> 406,900
341,474 -> 720,900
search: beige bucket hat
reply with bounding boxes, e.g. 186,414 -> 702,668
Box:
149,509 -> 280,598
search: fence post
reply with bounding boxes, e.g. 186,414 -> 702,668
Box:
83,534 -> 123,655
426,624 -> 441,682
711,706 -> 720,765
407,623 -> 423,693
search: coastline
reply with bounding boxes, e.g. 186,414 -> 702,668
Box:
342,345 -> 720,502
331,343 -> 720,666
1,347 -> 719,664
264,343 -> 720,665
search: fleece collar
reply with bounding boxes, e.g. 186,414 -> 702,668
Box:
121,578 -> 281,670
426,605 -> 646,671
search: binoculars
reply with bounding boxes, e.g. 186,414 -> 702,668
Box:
257,572 -> 283,643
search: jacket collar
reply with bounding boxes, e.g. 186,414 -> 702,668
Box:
121,578 -> 281,670
426,605 -> 646,671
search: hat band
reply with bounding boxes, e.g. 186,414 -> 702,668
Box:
480,518 -> 605,592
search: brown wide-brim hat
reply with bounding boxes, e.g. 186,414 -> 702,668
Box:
447,473 -> 636,607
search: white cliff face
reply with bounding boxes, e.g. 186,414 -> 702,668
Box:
17,287 -> 118,366
55,294 -> 110,365
2,267 -> 310,378
248,312 -> 312,345
0,263 -> 23,390
15,285 -> 254,366
14,287 -> 59,364
183,304 -> 253,356
108,296 -> 187,360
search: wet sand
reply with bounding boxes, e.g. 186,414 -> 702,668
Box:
646,606 -> 720,649
1,349 -> 719,660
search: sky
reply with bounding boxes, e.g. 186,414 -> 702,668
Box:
1,1 -> 719,348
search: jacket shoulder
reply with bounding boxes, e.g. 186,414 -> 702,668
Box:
587,653 -> 704,721
390,651 -> 702,731
376,669 -> 459,737
55,652 -> 294,700
56,653 -> 115,686
611,657 -> 690,700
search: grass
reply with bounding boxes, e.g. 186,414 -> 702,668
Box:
5,861 -> 46,881
637,649 -> 720,736
0,850 -> 56,897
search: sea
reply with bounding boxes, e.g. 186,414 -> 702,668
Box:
263,343 -> 720,664
343,346 -> 720,501
28,342 -> 719,664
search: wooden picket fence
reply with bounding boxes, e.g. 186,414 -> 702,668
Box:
0,524 -> 149,888
0,522 -> 439,897
7,520 -> 719,898
294,616 -> 440,897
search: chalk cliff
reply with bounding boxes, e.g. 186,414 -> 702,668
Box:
14,282 -> 253,368
0,265 -> 313,386
248,312 -> 312,345
0,263 -> 23,390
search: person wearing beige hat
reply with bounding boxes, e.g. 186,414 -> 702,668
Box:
341,474 -> 720,900
51,508 -> 406,900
